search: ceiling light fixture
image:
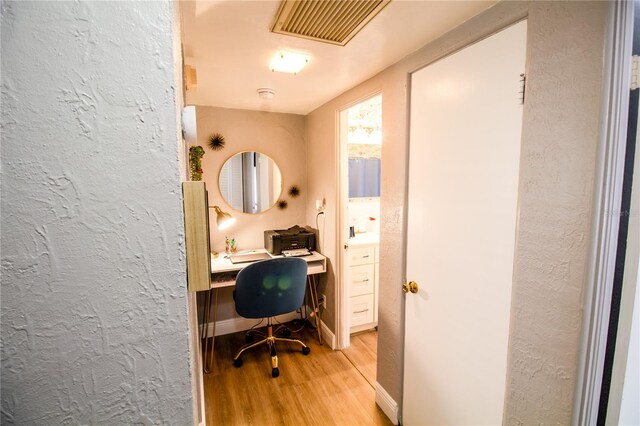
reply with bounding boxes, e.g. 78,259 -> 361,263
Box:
270,50 -> 310,74
257,88 -> 275,100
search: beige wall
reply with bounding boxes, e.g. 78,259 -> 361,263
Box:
195,106 -> 307,321
305,1 -> 608,423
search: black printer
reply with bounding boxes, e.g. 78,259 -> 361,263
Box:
264,225 -> 316,255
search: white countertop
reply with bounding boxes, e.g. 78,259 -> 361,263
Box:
349,232 -> 380,246
209,249 -> 327,288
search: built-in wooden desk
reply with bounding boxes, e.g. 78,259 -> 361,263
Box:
201,250 -> 327,373
210,249 -> 326,286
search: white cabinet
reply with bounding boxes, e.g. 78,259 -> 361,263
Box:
350,294 -> 374,327
349,243 -> 379,332
349,245 -> 375,266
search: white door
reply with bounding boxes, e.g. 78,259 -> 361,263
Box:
402,21 -> 527,425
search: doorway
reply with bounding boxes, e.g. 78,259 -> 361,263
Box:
337,94 -> 382,382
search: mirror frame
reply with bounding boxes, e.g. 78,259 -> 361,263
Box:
217,151 -> 283,214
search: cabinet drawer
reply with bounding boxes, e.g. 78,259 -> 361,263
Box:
350,263 -> 374,297
349,246 -> 375,266
350,294 -> 374,328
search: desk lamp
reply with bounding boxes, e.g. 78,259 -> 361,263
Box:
210,205 -> 235,231
209,205 -> 235,259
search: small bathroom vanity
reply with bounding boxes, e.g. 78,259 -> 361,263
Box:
348,233 -> 379,333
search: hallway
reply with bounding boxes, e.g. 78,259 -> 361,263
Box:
203,326 -> 390,425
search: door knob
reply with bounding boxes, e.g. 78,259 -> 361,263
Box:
403,281 -> 419,294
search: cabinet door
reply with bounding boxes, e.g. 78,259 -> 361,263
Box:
182,182 -> 211,292
350,263 -> 374,297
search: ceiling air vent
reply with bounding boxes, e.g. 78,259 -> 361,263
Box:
271,0 -> 391,46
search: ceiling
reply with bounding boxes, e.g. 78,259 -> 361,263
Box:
181,0 -> 495,115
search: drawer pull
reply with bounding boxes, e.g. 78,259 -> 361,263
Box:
353,309 -> 369,314
362,255 -> 370,258
355,279 -> 370,283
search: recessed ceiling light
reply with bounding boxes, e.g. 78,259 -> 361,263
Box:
270,50 -> 310,74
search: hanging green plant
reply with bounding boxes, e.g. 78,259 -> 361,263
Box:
189,145 -> 205,181
208,133 -> 226,151
288,185 -> 301,198
277,199 -> 288,210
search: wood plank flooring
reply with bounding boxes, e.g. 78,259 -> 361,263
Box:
204,325 -> 390,426
341,331 -> 377,387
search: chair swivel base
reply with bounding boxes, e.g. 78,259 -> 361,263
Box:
233,324 -> 310,377
243,325 -> 292,343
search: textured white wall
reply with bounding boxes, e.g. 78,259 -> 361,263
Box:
305,1 -> 607,422
1,1 -> 194,424
504,3 -> 607,423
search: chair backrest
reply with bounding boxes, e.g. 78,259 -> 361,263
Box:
234,257 -> 308,319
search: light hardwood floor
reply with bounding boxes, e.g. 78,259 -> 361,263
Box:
341,330 -> 377,388
204,325 -> 390,425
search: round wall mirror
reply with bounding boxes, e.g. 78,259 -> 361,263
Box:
218,152 -> 282,214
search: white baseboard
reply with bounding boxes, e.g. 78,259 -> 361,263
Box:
201,310 -> 338,351
375,382 -> 399,425
320,320 -> 336,349
350,322 -> 378,334
203,312 -> 301,336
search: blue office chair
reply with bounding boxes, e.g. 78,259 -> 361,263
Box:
232,257 -> 311,377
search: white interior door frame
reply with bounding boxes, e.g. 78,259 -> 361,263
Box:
335,91 -> 382,350
573,1 -> 635,424
607,91 -> 640,425
336,106 -> 350,350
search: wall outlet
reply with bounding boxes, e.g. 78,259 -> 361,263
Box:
315,199 -> 325,213
319,294 -> 326,309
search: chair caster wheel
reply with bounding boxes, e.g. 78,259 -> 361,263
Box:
245,334 -> 253,343
272,367 -> 280,378
282,328 -> 292,337
233,358 -> 243,368
302,347 -> 311,355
